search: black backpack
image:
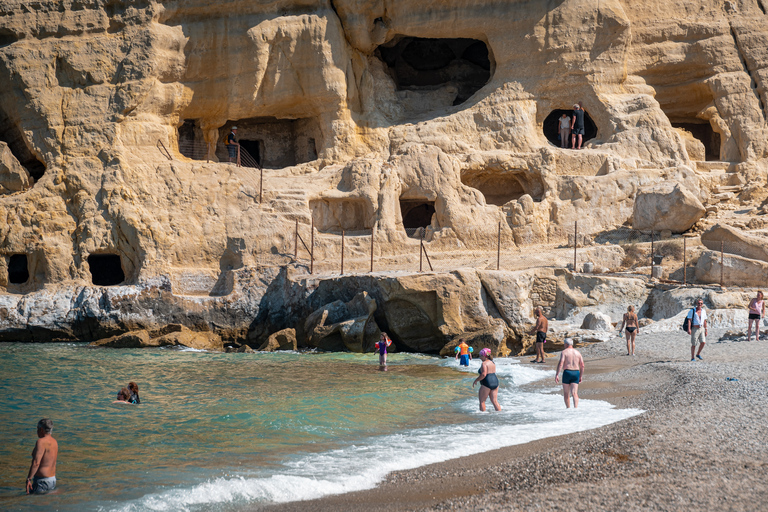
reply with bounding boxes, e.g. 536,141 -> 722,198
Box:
681,308 -> 695,331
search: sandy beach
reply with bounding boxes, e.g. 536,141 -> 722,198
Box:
266,327 -> 768,512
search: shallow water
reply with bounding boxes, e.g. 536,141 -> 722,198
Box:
0,343 -> 641,512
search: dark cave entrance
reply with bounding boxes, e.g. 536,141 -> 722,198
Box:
238,140 -> 262,167
177,119 -> 209,160
87,254 -> 125,286
672,122 -> 720,161
543,109 -> 598,147
400,200 -> 436,230
0,106 -> 46,182
461,170 -> 538,206
8,254 -> 29,284
376,37 -> 493,106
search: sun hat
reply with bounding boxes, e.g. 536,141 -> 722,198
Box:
479,347 -> 491,357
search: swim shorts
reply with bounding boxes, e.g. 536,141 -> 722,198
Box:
227,145 -> 237,158
536,331 -> 546,344
572,127 -> 585,136
32,476 -> 56,494
748,313 -> 761,320
562,369 -> 580,384
459,354 -> 470,366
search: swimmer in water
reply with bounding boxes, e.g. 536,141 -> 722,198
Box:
113,387 -> 134,404
128,382 -> 141,404
454,340 -> 473,366
472,348 -> 501,412
375,333 -> 393,367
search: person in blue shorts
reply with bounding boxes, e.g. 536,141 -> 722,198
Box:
555,338 -> 585,408
226,126 -> 239,163
454,340 -> 473,366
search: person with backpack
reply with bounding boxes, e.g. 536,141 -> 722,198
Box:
684,299 -> 708,361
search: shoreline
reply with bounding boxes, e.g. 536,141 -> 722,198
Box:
263,328 -> 768,512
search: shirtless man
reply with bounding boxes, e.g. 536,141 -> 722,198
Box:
26,418 -> 58,494
529,307 -> 549,364
554,339 -> 585,408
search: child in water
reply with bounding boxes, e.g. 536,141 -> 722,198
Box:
454,341 -> 473,366
375,333 -> 393,367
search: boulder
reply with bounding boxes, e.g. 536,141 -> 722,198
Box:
700,224 -> 768,263
0,142 -> 30,194
237,344 -> 255,353
90,330 -> 158,348
304,291 -> 380,352
439,323 -> 509,358
580,312 -> 613,331
695,251 -> 768,287
154,329 -> 224,351
259,328 -> 298,351
633,183 -> 705,233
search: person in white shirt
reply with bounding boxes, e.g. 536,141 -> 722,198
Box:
686,299 -> 708,361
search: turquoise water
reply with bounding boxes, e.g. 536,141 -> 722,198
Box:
0,343 -> 641,511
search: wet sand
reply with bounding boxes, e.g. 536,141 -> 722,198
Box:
265,328 -> 768,512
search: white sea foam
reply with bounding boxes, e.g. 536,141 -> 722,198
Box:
108,359 -> 642,512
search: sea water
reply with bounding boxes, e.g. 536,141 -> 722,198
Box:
0,343 -> 641,512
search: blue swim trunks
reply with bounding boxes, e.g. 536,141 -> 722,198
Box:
562,369 -> 580,384
459,354 -> 470,366
32,476 -> 56,494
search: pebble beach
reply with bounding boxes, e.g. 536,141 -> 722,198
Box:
267,327 -> 768,512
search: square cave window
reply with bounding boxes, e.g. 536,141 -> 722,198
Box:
87,254 -> 125,286
8,254 -> 29,284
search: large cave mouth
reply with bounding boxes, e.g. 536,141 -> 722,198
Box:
461,170 -> 540,206
376,37 -> 493,106
672,122 -> 720,161
400,200 -> 436,231
543,109 -> 598,147
8,254 -> 29,284
87,254 -> 126,286
0,106 -> 46,182
216,118 -> 319,169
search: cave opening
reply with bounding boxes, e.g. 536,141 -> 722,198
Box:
177,119 -> 209,160
0,106 -> 46,182
543,109 -> 598,147
672,122 -> 720,161
216,118 -> 319,169
400,200 -> 436,230
87,254 -> 125,286
461,170 -> 537,206
8,254 -> 29,284
376,37 -> 493,106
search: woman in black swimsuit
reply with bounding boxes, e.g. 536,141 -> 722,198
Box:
472,348 -> 501,412
618,306 -> 639,356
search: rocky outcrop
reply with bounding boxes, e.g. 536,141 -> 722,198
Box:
695,251 -> 768,287
0,142 -> 30,194
701,224 -> 768,263
90,325 -> 223,351
258,328 -> 297,352
580,312 -> 613,331
632,183 -> 706,233
303,292 -> 380,352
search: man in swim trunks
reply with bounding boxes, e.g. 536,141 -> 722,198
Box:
26,418 -> 58,494
555,338 -> 584,408
529,307 -> 548,364
455,340 -> 472,366
570,103 -> 585,149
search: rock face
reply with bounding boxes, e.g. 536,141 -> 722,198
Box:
701,224 -> 768,263
258,328 -> 297,352
632,184 -> 706,233
1,1 -> 768,346
90,325 -> 223,351
695,251 -> 768,287
580,312 -> 613,331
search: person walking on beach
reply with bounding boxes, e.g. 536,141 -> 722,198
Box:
472,348 -> 501,412
747,291 -> 764,342
570,103 -> 585,149
618,305 -> 639,356
375,332 -> 393,368
686,299 -> 708,361
26,419 -> 58,495
554,338 -> 584,408
529,307 -> 548,364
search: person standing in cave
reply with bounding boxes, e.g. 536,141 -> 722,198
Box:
226,126 -> 239,163
571,103 -> 585,149
558,113 -> 571,148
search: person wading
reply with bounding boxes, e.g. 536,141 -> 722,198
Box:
26,418 -> 58,495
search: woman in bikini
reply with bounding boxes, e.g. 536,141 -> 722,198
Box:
472,348 -> 501,412
747,291 -> 764,342
618,305 -> 639,356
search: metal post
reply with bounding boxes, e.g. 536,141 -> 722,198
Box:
573,221 -> 577,272
650,231 -> 654,278
419,230 -> 424,272
341,230 -> 345,275
294,219 -> 298,259
720,240 -> 724,287
497,221 -> 501,271
683,237 -> 687,286
310,217 -> 314,275
237,145 -> 241,167
259,165 -> 263,203
370,227 -> 374,273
